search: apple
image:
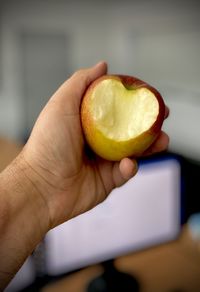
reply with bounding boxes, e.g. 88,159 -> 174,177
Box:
81,75 -> 165,161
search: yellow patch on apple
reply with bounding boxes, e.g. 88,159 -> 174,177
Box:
81,75 -> 165,161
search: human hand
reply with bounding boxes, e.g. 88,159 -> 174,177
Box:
0,62 -> 169,289
20,62 -> 169,231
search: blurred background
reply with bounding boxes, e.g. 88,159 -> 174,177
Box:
0,0 -> 200,161
1,0 -> 200,291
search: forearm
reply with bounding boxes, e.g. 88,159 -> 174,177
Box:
0,155 -> 49,290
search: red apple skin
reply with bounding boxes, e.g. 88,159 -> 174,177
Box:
81,75 -> 166,161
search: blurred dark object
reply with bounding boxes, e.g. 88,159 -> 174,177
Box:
87,260 -> 139,292
179,155 -> 200,222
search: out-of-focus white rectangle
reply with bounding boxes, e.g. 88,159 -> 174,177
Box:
5,258 -> 35,292
46,158 -> 181,275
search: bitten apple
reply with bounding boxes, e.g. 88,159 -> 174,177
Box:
81,75 -> 165,161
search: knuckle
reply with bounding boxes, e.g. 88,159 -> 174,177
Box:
73,68 -> 86,78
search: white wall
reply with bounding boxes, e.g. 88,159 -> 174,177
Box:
0,0 -> 200,159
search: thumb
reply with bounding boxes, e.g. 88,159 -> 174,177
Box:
112,158 -> 138,188
69,61 -> 107,97
50,61 -> 107,112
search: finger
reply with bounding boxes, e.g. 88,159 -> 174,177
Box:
112,158 -> 138,188
143,131 -> 169,156
51,61 -> 107,107
165,106 -> 170,119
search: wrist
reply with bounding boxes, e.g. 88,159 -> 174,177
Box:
0,153 -> 50,288
0,150 -> 51,289
0,153 -> 50,250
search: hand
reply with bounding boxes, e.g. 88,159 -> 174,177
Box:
20,62 -> 169,230
0,62 -> 169,289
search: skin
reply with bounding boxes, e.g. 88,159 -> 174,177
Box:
0,62 -> 169,289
